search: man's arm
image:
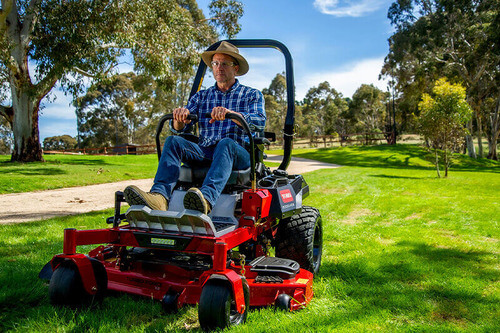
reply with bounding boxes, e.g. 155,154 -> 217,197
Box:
240,89 -> 266,132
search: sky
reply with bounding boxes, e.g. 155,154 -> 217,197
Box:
39,0 -> 394,141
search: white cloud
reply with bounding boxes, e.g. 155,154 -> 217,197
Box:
313,0 -> 387,17
299,57 -> 388,99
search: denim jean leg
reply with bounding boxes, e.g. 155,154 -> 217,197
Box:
151,136 -> 206,200
200,138 -> 250,207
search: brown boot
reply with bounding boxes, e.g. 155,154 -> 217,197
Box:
124,185 -> 168,211
183,187 -> 211,214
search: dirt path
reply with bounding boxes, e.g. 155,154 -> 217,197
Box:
0,156 -> 339,224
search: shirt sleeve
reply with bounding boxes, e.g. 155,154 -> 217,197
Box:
241,89 -> 266,133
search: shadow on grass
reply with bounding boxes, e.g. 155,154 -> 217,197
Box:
369,174 -> 425,180
0,167 -> 67,176
50,158 -> 111,166
294,144 -> 500,174
319,241 -> 499,326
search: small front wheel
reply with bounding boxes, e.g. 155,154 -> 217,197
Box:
48,258 -> 107,307
198,279 -> 249,331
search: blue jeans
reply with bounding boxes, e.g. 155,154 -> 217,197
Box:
151,136 -> 250,207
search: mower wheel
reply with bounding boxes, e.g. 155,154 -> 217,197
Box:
198,278 -> 249,331
162,290 -> 179,313
275,206 -> 323,275
49,258 -> 107,307
275,293 -> 291,311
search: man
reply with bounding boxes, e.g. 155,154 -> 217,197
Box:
124,41 -> 266,214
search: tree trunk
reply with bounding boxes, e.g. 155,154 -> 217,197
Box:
476,112 -> 483,158
10,85 -> 44,162
465,120 -> 476,158
487,98 -> 500,161
434,149 -> 441,178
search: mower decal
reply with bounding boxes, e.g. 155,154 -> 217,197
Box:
279,189 -> 294,203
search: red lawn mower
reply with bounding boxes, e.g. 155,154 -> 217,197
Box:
40,39 -> 323,331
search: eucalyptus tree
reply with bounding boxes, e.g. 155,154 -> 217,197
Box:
262,72 -> 287,135
382,0 -> 498,158
0,0 -> 243,162
349,84 -> 388,134
302,81 -> 348,138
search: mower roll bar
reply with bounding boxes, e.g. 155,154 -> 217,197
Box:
155,112 -> 257,189
190,39 -> 295,171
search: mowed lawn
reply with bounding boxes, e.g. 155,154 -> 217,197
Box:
0,145 -> 498,332
0,154 -> 159,194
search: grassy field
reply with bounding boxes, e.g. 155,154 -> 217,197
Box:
0,154 -> 159,194
0,145 -> 498,332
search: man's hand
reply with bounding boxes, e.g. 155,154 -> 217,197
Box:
173,107 -> 191,131
209,107 -> 241,126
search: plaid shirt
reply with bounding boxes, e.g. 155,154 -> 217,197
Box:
173,80 -> 266,147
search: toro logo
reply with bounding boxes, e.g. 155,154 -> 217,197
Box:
279,189 -> 294,203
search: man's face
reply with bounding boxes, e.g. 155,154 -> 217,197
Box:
211,53 -> 239,84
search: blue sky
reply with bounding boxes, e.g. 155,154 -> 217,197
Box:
39,0 -> 394,141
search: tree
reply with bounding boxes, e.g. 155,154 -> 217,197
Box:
302,81 -> 348,139
382,0 -> 499,159
76,73 -> 138,147
349,84 -> 388,136
0,117 -> 12,154
418,78 -> 473,177
43,135 -> 76,150
0,0 -> 243,162
262,73 -> 287,135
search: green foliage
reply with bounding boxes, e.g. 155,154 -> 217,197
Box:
263,72 -> 287,135
349,84 -> 388,134
0,145 -> 499,331
382,0 -> 500,159
0,117 -> 12,154
42,135 -> 77,150
418,78 -> 473,177
302,81 -> 349,137
0,0 -> 244,162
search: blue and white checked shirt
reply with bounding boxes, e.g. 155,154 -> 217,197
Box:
173,80 -> 266,147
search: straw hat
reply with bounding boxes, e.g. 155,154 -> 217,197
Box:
201,41 -> 249,76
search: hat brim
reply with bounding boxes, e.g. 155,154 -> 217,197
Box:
201,50 -> 249,76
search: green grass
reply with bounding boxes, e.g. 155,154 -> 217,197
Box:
1,145 -> 499,332
0,154 -> 159,194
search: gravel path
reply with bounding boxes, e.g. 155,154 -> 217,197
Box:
0,155 -> 339,224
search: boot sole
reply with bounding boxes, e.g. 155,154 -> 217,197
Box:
183,188 -> 209,214
124,186 -> 149,206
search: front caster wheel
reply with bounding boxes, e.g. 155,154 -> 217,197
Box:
198,279 -> 249,331
48,258 -> 107,307
275,293 -> 291,311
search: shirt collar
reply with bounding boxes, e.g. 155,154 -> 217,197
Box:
214,79 -> 240,93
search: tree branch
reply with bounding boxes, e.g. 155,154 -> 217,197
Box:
20,0 -> 41,46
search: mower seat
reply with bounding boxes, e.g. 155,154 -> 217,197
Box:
179,165 -> 251,186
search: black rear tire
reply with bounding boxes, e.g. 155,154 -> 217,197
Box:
275,206 -> 323,275
198,278 -> 249,331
